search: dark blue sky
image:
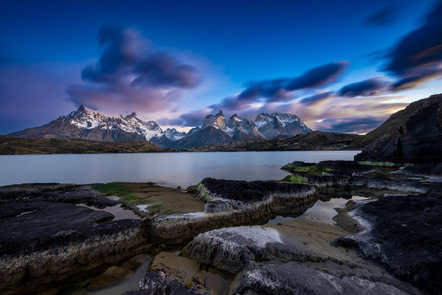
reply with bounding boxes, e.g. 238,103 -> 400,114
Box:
1,0 -> 441,134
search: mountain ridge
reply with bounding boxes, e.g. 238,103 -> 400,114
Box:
9,105 -> 313,148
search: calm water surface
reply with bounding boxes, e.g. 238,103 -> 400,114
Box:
0,151 -> 359,187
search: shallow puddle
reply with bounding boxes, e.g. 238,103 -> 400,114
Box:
91,260 -> 151,295
76,204 -> 140,220
268,195 -> 367,225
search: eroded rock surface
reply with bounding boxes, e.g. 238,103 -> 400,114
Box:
232,262 -> 414,295
334,186 -> 442,295
124,270 -> 211,295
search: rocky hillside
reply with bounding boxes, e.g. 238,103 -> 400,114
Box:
0,136 -> 170,154
355,94 -> 442,164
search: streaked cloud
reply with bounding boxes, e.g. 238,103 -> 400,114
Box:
68,26 -> 200,114
339,78 -> 388,97
385,1 -> 442,89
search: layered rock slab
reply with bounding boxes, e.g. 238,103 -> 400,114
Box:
0,184 -> 148,295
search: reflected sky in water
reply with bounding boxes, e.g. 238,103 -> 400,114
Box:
0,151 -> 359,187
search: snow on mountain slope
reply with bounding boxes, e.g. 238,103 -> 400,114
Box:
255,113 -> 312,138
64,106 -> 164,140
164,128 -> 187,141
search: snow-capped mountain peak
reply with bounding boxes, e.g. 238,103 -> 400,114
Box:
52,105 -> 165,141
164,128 -> 187,141
254,112 -> 312,138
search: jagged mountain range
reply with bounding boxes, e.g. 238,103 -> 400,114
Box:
9,105 -> 313,148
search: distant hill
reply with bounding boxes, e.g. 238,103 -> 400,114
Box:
0,136 -> 171,155
187,131 -> 362,152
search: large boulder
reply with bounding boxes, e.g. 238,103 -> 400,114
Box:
355,94 -> 442,165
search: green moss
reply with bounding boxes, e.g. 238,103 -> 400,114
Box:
359,161 -> 396,167
282,164 -> 331,174
197,183 -> 216,201
90,182 -> 148,205
282,174 -> 308,183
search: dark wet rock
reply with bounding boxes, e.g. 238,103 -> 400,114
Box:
148,201 -> 314,247
231,262 -> 416,295
0,201 -> 114,256
282,160 -> 429,194
333,187 -> 442,295
180,220 -> 420,294
0,183 -> 148,295
399,163 -> 442,176
200,177 -> 315,202
182,226 -> 295,274
123,270 -> 210,295
181,224 -> 365,275
355,94 -> 442,165
199,178 -> 317,214
316,160 -> 370,175
0,183 -> 117,208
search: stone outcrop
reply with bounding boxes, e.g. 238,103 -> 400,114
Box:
282,160 -> 429,193
231,262 -> 414,295
355,94 -> 442,166
148,179 -> 318,246
178,219 -> 419,295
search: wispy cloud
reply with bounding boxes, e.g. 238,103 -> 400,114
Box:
68,26 -> 200,114
210,61 -> 348,113
339,78 -> 388,97
385,1 -> 442,90
365,5 -> 398,27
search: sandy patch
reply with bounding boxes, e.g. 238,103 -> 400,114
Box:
124,183 -> 205,215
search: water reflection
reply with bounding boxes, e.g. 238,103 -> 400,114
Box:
268,195 -> 367,224
0,151 -> 359,187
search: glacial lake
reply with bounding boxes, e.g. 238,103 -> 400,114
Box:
0,151 -> 360,187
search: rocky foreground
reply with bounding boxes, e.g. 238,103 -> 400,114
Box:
127,161 -> 440,295
1,159 -> 440,295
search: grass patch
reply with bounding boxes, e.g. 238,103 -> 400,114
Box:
161,209 -> 178,215
90,182 -> 148,205
282,164 -> 331,174
359,161 -> 396,167
148,203 -> 164,211
282,174 -> 308,183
